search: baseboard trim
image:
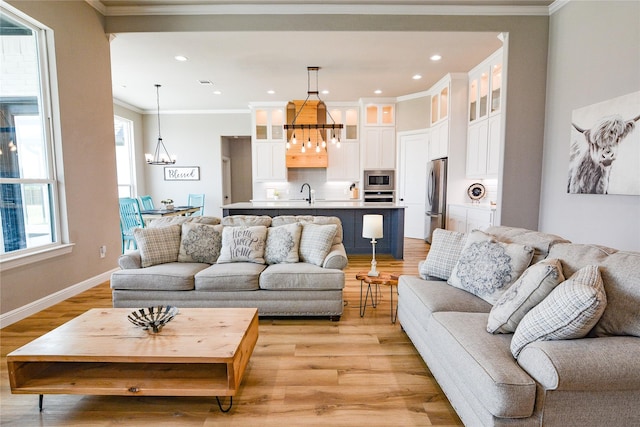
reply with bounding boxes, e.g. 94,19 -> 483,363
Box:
0,269 -> 117,328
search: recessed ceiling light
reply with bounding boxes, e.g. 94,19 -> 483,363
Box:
374,89 -> 382,95
412,74 -> 422,80
430,54 -> 442,61
174,55 -> 188,62
213,90 -> 222,95
267,90 -> 275,95
321,90 -> 329,95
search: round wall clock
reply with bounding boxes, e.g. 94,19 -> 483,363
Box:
467,183 -> 486,201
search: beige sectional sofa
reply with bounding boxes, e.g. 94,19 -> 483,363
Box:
111,215 -> 347,320
398,226 -> 640,426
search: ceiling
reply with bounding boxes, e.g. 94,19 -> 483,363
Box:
105,0 -> 555,112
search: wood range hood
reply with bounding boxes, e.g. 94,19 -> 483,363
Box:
285,100 -> 329,168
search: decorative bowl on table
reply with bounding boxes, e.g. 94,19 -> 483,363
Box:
127,306 -> 179,333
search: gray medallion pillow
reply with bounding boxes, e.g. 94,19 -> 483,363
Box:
133,225 -> 181,268
178,223 -> 223,264
511,265 -> 607,358
487,258 -> 565,334
217,225 -> 268,264
265,222 -> 302,264
299,223 -> 338,267
419,228 -> 467,280
448,230 -> 534,305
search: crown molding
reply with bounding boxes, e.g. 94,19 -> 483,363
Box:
88,2 -> 552,17
548,0 -> 570,15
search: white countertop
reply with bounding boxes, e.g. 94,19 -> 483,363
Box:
450,203 -> 497,211
222,201 -> 406,209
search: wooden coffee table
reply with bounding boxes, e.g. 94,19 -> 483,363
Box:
7,307 -> 258,412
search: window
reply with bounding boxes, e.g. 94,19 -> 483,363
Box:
114,116 -> 136,198
0,7 -> 66,263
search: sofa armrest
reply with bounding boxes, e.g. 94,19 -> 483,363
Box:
517,336 -> 640,391
118,251 -> 142,269
323,243 -> 348,270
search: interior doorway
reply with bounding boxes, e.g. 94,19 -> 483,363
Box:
221,135 -> 252,203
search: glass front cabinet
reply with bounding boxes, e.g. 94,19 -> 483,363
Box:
251,104 -> 287,181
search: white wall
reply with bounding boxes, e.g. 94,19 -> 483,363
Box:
142,112 -> 251,218
539,1 -> 640,251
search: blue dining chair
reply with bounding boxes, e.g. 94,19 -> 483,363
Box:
139,195 -> 154,210
119,197 -> 144,252
187,193 -> 205,216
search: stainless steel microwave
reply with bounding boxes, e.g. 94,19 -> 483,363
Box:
363,169 -> 395,191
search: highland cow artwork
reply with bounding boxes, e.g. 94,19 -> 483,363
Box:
568,91 -> 640,195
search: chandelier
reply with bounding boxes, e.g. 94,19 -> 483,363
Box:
284,67 -> 343,153
146,84 -> 176,165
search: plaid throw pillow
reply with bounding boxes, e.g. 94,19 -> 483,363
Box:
299,223 -> 338,266
134,225 -> 181,268
420,228 -> 467,280
511,264 -> 607,358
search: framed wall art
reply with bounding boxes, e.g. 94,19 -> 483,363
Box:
164,166 -> 200,181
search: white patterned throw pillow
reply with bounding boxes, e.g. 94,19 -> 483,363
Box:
178,223 -> 223,264
420,228 -> 467,280
487,258 -> 565,334
134,225 -> 181,268
299,223 -> 338,267
217,225 -> 268,264
510,264 -> 607,358
448,230 -> 534,305
265,222 -> 302,264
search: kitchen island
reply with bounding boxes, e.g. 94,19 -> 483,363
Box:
222,201 -> 406,259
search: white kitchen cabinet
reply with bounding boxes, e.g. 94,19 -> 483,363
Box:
363,127 -> 395,169
466,114 -> 500,178
447,204 -> 495,233
486,113 -> 501,176
365,103 -> 395,126
254,142 -> 287,181
252,106 -> 285,141
429,120 -> 449,160
327,141 -> 360,181
326,105 -> 359,142
430,81 -> 449,125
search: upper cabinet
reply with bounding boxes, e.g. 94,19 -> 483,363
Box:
427,74 -> 467,161
430,83 -> 449,125
327,105 -> 359,142
254,105 -> 285,141
365,103 -> 395,126
468,49 -> 502,124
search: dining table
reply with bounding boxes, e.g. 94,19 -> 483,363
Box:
140,206 -> 201,223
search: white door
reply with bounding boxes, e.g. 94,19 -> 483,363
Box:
398,130 -> 429,239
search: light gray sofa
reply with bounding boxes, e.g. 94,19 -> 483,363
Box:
111,215 -> 347,320
398,226 -> 640,426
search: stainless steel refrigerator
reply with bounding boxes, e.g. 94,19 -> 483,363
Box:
425,157 -> 447,243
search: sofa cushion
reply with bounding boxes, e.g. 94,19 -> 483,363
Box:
148,215 -> 221,228
260,263 -> 345,291
511,265 -> 607,358
221,215 -> 272,227
419,228 -> 466,280
178,223 -> 223,264
195,262 -> 265,291
110,262 -> 208,291
272,215 -> 343,245
485,226 -> 570,264
134,225 -> 182,267
217,225 -> 268,264
264,222 -> 302,264
430,311 -> 536,418
487,258 -> 565,334
398,276 -> 492,329
548,243 -> 640,337
448,230 -> 534,305
299,223 -> 338,266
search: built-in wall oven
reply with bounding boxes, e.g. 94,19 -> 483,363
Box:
363,169 -> 395,203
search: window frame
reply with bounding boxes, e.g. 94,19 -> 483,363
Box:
0,5 -> 72,270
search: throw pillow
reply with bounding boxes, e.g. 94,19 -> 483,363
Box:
178,223 -> 223,264
448,230 -> 534,305
510,264 -> 607,358
134,225 -> 181,268
217,225 -> 268,264
299,223 -> 338,267
419,228 -> 467,280
264,222 -> 302,264
487,258 -> 565,334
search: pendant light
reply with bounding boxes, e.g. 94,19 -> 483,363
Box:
146,84 -> 176,165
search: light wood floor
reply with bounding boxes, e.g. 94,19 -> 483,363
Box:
1,238 -> 463,426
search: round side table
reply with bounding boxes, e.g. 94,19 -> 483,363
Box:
356,272 -> 400,323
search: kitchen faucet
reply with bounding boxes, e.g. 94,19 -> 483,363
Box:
300,183 -> 312,204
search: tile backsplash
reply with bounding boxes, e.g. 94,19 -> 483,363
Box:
253,168 -> 359,201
